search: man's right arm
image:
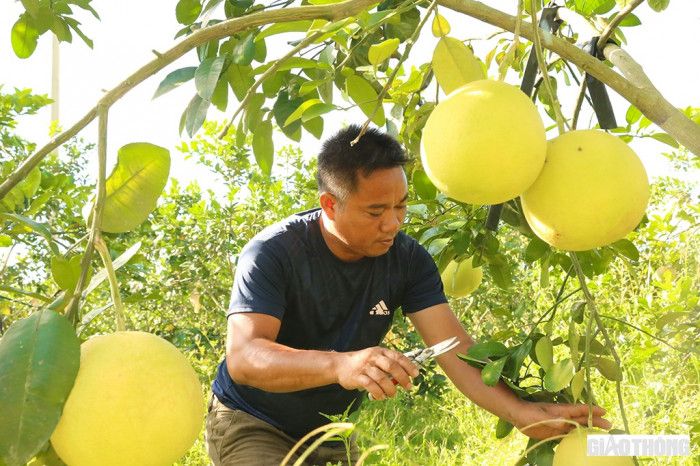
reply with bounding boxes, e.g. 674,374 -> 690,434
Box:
225,313 -> 419,400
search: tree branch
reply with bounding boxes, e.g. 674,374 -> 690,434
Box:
436,0 -> 700,156
0,0 -> 379,200
597,0 -> 644,52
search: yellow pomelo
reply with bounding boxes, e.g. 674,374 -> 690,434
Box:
441,257 -> 483,297
553,428 -> 634,466
521,130 -> 649,251
420,79 -> 546,205
51,331 -> 204,466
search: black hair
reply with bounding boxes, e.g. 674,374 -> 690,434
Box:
316,124 -> 409,199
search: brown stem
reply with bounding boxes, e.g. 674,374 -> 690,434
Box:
597,0 -> 644,52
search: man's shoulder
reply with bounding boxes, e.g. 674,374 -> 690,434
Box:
244,208 -> 321,254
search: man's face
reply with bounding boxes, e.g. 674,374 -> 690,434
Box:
329,166 -> 408,259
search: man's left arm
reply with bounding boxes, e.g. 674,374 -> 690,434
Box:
407,303 -> 612,440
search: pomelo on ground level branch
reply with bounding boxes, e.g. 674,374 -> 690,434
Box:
521,130 -> 649,251
553,428 -> 634,466
51,331 -> 204,466
441,256 -> 483,297
420,79 -> 546,205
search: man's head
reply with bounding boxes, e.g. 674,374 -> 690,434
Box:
317,125 -> 410,261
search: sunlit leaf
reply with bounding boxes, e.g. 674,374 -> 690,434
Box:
432,13 -> 451,37
346,75 -> 385,125
11,15 -> 39,59
176,0 -> 202,25
368,38 -> 399,66
195,56 -> 226,101
432,37 -> 485,94
152,67 -> 196,99
252,120 -> 273,176
543,358 -> 574,392
535,336 -> 554,371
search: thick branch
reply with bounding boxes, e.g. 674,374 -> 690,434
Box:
437,0 -> 700,156
0,0 -> 378,200
602,44 -> 700,154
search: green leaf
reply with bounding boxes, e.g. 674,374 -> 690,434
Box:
647,0 -> 670,12
273,91 -> 303,142
176,0 -> 202,25
617,13 -> 641,27
252,120 -> 274,176
195,56 -> 226,101
255,20 -> 312,41
432,13 -> 451,37
508,339 -> 532,379
51,17 -> 72,43
574,0 -> 615,15
481,356 -> 507,386
50,255 -> 82,291
96,143 -> 171,233
184,94 -> 210,137
225,64 -> 254,101
595,357 -> 622,381
283,99 -> 334,127
467,341 -> 508,360
543,358 -> 575,392
211,77 -> 229,112
345,75 -> 385,126
611,239 -> 639,261
571,369 -> 585,402
231,34 -> 255,65
302,117 -> 324,139
244,93 -> 266,131
649,132 -> 679,148
535,336 -> 554,371
495,418 -> 514,439
11,15 -> 39,59
432,37 -> 485,95
0,235 -> 12,247
0,213 -> 58,254
62,16 -> 93,48
0,310 -> 80,466
412,169 -> 437,200
21,0 -> 41,17
525,237 -> 549,263
368,38 -> 399,66
487,262 -> 512,289
152,67 -> 196,99
625,105 -> 642,124
655,311 -> 688,330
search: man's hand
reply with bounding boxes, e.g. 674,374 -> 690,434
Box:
513,401 -> 613,440
335,347 -> 419,400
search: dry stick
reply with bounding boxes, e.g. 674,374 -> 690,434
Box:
529,0 -> 567,134
280,422 -> 354,466
571,78 -> 587,130
354,444 -> 389,466
0,0 -> 379,200
435,0 -> 700,156
351,0 -> 439,145
601,314 -> 688,354
217,28 -> 328,139
66,104 -> 109,326
569,253 -> 632,437
94,236 -> 126,331
597,0 -> 644,53
498,0 -> 523,81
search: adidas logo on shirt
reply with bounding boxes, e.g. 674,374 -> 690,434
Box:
369,300 -> 390,316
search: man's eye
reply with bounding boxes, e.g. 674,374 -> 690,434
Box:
368,212 -> 382,217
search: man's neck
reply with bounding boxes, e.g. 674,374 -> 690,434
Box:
318,213 -> 363,262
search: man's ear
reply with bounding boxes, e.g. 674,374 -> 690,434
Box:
319,192 -> 337,220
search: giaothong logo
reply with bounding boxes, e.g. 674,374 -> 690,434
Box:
587,435 -> 690,457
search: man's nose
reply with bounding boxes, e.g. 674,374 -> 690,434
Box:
380,211 -> 402,233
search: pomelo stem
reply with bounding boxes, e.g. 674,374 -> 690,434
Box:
94,235 -> 126,332
498,0 -> 523,81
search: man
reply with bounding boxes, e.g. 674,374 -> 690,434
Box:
205,125 -> 610,465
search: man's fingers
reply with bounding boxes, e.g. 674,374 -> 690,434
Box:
375,354 -> 414,389
358,374 -> 385,401
566,403 -> 606,417
366,366 -> 397,398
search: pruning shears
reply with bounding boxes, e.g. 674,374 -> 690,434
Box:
369,337 -> 460,399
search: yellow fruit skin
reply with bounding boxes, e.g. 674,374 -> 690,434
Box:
441,257 -> 483,297
51,331 -> 204,466
521,130 -> 649,251
553,428 -> 634,466
420,79 -> 546,205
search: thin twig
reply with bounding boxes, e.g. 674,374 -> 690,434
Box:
529,0 -> 567,134
600,314 -> 689,353
597,0 -> 644,53
351,0 -> 438,145
65,104 -> 109,326
218,28 -> 328,139
498,0 -> 523,81
571,78 -> 587,130
570,252 -> 631,436
94,235 -> 126,331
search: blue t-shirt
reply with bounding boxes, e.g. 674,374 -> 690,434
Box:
212,208 -> 447,438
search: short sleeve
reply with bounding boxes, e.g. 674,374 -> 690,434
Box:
400,242 -> 448,313
227,239 -> 287,319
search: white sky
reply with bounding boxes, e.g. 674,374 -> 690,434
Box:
2,0 -> 699,189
